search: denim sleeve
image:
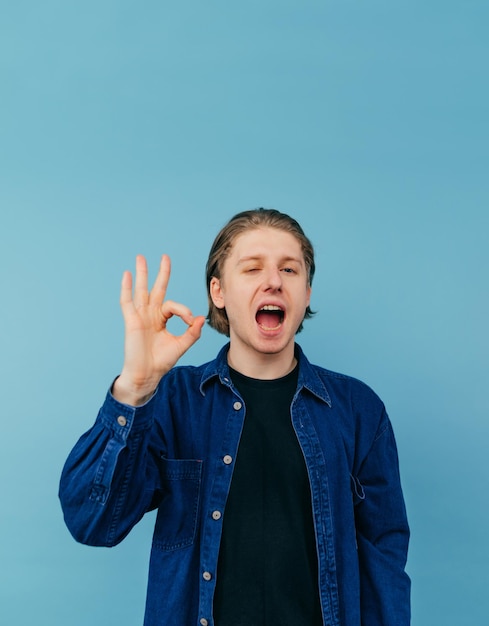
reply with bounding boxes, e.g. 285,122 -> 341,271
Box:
353,411 -> 411,625
59,389 -> 161,547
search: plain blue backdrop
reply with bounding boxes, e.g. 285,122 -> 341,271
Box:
1,1 -> 487,624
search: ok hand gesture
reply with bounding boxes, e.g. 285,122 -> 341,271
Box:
112,255 -> 206,406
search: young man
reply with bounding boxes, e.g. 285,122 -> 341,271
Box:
60,208 -> 410,625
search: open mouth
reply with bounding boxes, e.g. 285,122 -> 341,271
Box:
255,305 -> 285,330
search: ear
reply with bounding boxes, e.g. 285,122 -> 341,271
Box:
210,277 -> 225,309
306,285 -> 312,307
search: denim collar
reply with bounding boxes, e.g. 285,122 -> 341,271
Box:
200,343 -> 331,407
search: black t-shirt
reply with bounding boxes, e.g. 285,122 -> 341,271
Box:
213,365 -> 323,626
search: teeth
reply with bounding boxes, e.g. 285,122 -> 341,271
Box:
260,305 -> 282,311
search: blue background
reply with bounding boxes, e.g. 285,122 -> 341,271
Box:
1,1 -> 487,624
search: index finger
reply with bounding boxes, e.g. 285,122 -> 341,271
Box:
149,254 -> 171,306
120,269 -> 134,308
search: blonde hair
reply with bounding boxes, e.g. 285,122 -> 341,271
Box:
206,208 -> 316,336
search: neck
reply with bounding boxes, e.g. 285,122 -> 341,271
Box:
227,344 -> 297,380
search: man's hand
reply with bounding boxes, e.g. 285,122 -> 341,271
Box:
112,254 -> 206,406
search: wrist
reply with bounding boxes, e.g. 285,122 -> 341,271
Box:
112,375 -> 157,407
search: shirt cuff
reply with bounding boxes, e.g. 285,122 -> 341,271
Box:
98,379 -> 158,435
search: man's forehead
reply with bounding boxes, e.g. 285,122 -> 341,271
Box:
229,227 -> 304,257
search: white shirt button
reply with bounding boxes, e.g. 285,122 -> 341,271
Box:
202,571 -> 212,581
233,401 -> 242,410
200,619 -> 209,626
223,455 -> 233,465
117,416 -> 127,427
212,510 -> 222,520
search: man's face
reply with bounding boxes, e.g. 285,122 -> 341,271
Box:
210,227 -> 311,366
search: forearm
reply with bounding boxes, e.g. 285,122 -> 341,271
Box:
357,532 -> 410,625
59,390 -> 158,546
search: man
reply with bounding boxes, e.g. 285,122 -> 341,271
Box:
60,208 -> 410,625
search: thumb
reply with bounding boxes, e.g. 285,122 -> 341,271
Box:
177,315 -> 206,351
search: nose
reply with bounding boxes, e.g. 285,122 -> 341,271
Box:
263,266 -> 282,291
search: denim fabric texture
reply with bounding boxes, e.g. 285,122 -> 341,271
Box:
59,343 -> 410,626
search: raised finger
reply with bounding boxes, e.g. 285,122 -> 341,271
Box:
149,254 -> 171,306
160,299 -> 197,327
120,269 -> 134,306
134,255 -> 150,308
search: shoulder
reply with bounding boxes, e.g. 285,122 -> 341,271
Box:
160,362 -> 210,389
306,362 -> 391,448
297,345 -> 386,421
316,364 -> 382,402
159,347 -> 227,393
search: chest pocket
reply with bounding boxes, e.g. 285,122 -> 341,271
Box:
153,458 -> 203,551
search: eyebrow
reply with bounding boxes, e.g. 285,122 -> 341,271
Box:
236,255 -> 304,266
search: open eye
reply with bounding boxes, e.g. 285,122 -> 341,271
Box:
281,267 -> 297,274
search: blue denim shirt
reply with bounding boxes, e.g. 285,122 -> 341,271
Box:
59,344 -> 410,626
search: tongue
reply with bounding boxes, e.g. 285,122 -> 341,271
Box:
256,310 -> 282,328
